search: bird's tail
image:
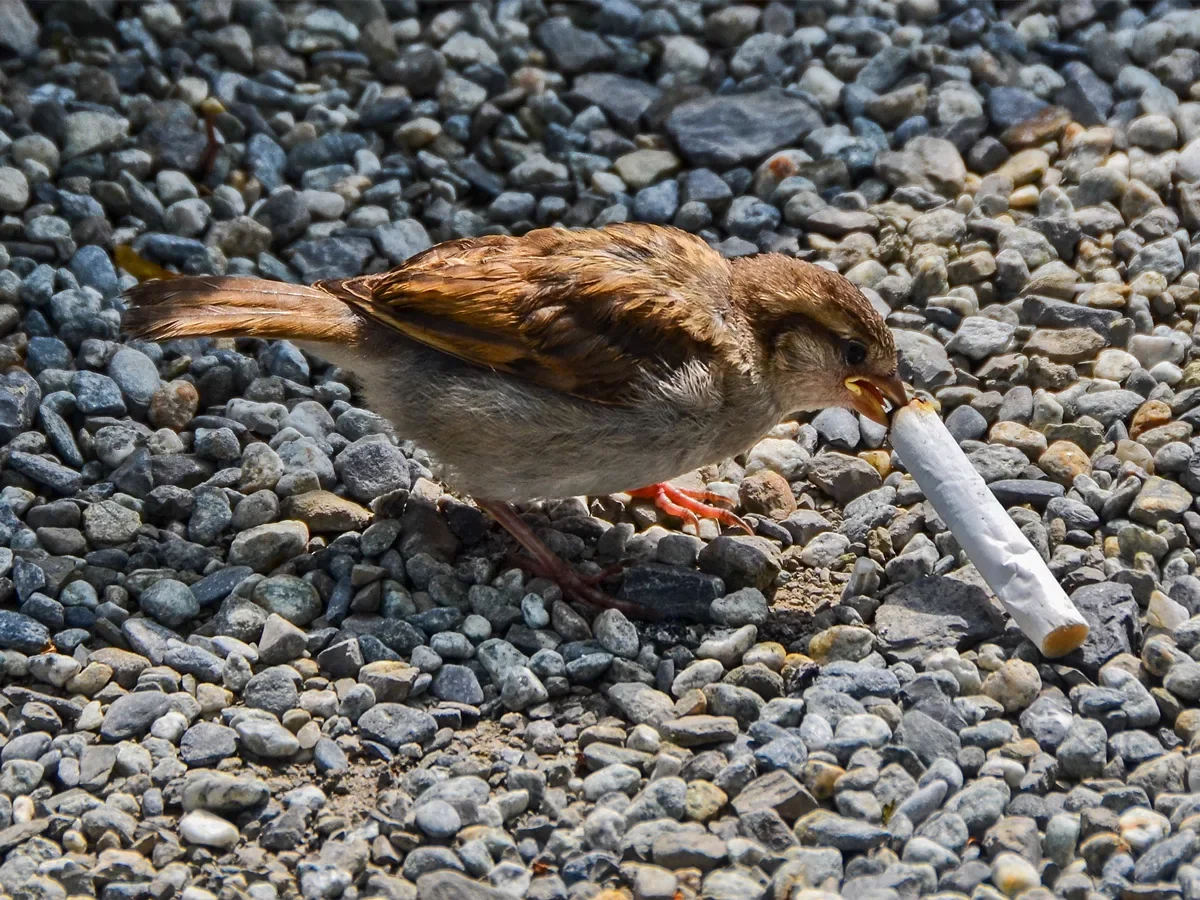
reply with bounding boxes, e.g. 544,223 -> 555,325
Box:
122,276 -> 366,344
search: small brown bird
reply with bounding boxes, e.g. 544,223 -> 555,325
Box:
124,223 -> 904,611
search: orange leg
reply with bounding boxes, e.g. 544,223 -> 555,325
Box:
477,500 -> 652,617
627,483 -> 752,534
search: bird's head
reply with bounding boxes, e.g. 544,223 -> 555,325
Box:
733,254 -> 907,426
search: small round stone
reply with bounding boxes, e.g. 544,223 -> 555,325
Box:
982,659 -> 1042,713
139,579 -> 200,628
990,851 -> 1040,897
180,810 -> 240,849
415,799 -> 462,839
149,380 -> 199,430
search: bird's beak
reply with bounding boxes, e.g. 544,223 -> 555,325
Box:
844,373 -> 908,426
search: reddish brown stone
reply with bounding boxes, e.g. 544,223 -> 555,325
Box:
1130,400 -> 1172,439
738,470 -> 797,520
148,380 -> 198,430
1001,105 -> 1073,149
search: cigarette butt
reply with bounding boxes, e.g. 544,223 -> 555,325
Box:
890,398 -> 1090,658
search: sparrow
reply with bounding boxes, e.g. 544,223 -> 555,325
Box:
123,223 -> 905,613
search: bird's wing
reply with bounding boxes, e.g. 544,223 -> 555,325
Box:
320,223 -> 741,405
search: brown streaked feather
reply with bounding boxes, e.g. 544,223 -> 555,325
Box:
732,254 -> 894,352
318,224 -> 743,404
123,276 -> 365,344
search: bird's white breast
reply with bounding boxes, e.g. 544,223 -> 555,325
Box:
299,327 -> 783,503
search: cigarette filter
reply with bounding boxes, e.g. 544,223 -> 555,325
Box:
889,398 -> 1090,658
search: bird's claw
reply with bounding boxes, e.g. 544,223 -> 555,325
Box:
627,483 -> 753,534
511,551 -> 649,617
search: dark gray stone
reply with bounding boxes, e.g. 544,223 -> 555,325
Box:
180,723 -> 238,767
536,17 -> 614,74
0,610 -> 50,654
358,703 -> 436,749
875,576 -> 1006,663
667,89 -> 823,167
897,709 -> 961,767
101,691 -> 172,741
570,73 -> 661,132
0,369 -> 40,445
1056,62 -> 1114,126
619,564 -> 723,620
1060,582 -> 1142,677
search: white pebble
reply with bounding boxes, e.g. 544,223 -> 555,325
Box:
1119,807 -> 1170,854
62,829 -> 87,853
179,810 -> 239,849
12,796 -> 34,824
991,851 -> 1040,897
151,710 -> 190,743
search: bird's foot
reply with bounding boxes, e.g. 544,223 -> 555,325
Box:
200,98 -> 224,175
627,483 -> 753,534
576,563 -> 625,586
513,552 -> 646,616
479,499 -> 650,618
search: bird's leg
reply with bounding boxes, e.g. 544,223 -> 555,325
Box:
627,483 -> 753,534
200,98 -> 224,176
476,499 -> 649,617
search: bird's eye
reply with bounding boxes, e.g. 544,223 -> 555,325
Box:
843,340 -> 867,367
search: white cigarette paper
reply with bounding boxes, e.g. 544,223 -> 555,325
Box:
890,399 -> 1089,658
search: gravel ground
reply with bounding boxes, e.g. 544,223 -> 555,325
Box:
1,1 -> 1200,899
